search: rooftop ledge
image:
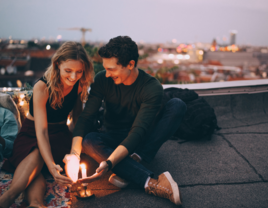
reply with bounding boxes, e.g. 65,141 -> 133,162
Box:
163,79 -> 268,96
1,80 -> 268,97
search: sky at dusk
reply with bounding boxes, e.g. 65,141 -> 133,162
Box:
0,0 -> 268,46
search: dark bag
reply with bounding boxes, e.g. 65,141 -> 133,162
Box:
164,88 -> 219,140
163,87 -> 198,104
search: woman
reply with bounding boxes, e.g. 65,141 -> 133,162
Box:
0,41 -> 94,208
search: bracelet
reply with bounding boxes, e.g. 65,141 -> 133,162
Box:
106,160 -> 113,171
71,150 -> 80,161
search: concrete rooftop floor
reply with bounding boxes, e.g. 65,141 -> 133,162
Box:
71,92 -> 268,208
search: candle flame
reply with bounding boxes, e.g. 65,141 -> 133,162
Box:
80,163 -> 86,169
67,118 -> 71,125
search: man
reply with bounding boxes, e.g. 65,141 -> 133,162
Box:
65,36 -> 187,205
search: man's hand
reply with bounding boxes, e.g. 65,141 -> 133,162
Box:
78,161 -> 109,183
96,161 -> 109,176
49,164 -> 73,187
63,154 -> 80,183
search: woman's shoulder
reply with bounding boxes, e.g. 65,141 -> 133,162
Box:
33,80 -> 49,99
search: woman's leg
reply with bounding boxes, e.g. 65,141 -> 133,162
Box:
25,173 -> 47,207
0,148 -> 44,208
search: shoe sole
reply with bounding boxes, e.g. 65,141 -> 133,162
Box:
109,174 -> 129,188
163,171 -> 182,205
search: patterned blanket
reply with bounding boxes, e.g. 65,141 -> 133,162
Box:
0,161 -> 71,208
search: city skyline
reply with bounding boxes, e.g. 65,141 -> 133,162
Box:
0,0 -> 268,46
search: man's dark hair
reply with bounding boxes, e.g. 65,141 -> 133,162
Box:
98,36 -> 139,67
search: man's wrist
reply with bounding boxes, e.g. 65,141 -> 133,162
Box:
106,160 -> 113,171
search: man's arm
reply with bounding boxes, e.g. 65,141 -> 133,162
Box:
65,72 -> 105,182
120,81 -> 163,154
72,71 -> 106,140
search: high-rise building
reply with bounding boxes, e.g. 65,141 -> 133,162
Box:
230,30 -> 237,45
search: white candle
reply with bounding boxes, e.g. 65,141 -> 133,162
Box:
81,164 -> 87,178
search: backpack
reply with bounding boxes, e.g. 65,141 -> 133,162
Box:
164,88 -> 219,140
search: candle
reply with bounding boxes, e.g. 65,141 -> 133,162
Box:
80,164 -> 87,178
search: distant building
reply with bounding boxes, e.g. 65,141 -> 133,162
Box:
230,30 -> 237,45
0,48 -> 55,87
203,51 -> 259,67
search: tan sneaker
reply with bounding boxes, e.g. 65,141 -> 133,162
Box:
108,154 -> 141,188
145,171 -> 182,205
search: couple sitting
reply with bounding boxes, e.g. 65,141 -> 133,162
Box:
0,36 -> 186,208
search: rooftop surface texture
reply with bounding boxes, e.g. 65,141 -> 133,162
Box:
71,87 -> 268,208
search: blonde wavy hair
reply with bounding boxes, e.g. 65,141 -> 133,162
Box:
44,41 -> 94,109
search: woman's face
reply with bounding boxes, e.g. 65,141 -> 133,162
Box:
58,60 -> 84,88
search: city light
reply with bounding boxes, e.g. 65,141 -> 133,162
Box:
46,45 -> 51,50
174,60 -> 179,64
157,59 -> 163,64
16,80 -> 22,88
168,54 -> 174,59
19,94 -> 25,99
177,54 -> 183,59
0,68 -> 5,75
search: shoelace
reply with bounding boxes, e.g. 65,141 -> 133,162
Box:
147,181 -> 172,199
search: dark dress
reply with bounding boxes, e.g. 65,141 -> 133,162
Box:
2,77 -> 79,173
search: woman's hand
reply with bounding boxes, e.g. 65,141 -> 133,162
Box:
49,164 -> 73,187
63,154 -> 80,183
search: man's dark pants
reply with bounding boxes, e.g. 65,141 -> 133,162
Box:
82,98 -> 187,188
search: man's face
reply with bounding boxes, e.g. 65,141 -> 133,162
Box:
102,57 -> 132,85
